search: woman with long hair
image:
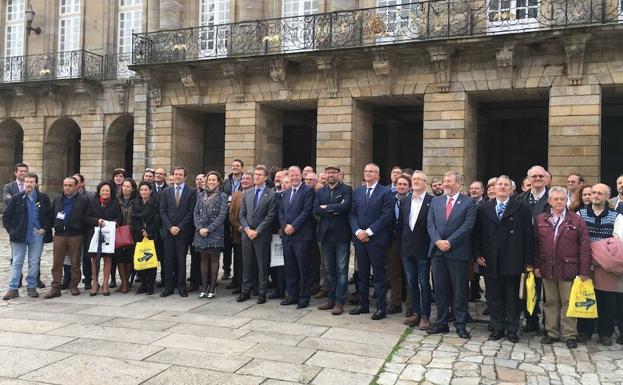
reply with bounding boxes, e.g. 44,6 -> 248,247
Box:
570,185 -> 592,213
117,178 -> 137,293
109,168 -> 126,289
131,182 -> 160,295
85,181 -> 123,296
192,171 -> 229,298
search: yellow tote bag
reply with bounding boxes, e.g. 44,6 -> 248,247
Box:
525,271 -> 537,315
566,277 -> 598,318
133,237 -> 158,271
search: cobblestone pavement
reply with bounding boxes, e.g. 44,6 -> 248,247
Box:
0,232 -> 622,385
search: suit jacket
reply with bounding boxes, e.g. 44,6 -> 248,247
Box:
348,183 -> 394,247
473,198 -> 534,278
278,183 -> 315,242
159,184 -> 197,239
313,182 -> 352,244
399,192 -> 433,260
427,193 -> 476,261
517,188 -> 550,220
239,186 -> 278,241
229,191 -> 244,244
2,191 -> 54,243
609,197 -> 623,214
3,181 -> 21,205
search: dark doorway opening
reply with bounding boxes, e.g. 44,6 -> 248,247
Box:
476,98 -> 548,185
602,96 -> 623,191
45,118 -> 81,195
106,114 -> 134,178
282,109 -> 317,169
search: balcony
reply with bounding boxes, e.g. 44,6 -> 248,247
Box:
132,0 -> 623,67
103,53 -> 135,80
0,50 -> 103,84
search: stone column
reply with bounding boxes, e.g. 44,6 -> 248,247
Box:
80,113 -> 106,191
147,0 -> 161,32
132,81 -> 148,177
148,104 -> 174,170
548,84 -> 601,185
159,0 -> 182,30
316,97 -> 372,184
422,89 -> 477,183
21,115 -> 45,180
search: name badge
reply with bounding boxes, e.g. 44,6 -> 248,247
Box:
56,212 -> 66,220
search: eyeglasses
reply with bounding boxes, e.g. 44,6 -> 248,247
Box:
530,174 -> 546,179
304,178 -> 317,182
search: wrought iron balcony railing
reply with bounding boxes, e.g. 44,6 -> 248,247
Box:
132,0 -> 623,66
0,50 -> 103,83
103,52 -> 135,80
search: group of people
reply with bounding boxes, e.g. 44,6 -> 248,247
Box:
3,160 -> 623,349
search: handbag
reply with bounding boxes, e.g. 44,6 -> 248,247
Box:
115,224 -> 135,249
134,237 -> 159,270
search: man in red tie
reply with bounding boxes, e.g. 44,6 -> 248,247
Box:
426,171 -> 477,339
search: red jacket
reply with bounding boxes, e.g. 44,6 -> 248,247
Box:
534,209 -> 591,281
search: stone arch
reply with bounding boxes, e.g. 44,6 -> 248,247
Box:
0,119 -> 24,198
105,114 -> 134,179
44,117 -> 81,194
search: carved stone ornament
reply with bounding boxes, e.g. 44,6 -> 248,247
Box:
75,82 -> 102,114
142,72 -> 163,107
15,87 -> 38,115
563,34 -> 590,86
315,55 -> 339,98
115,81 -> 130,112
223,63 -> 245,103
495,42 -> 516,88
426,47 -> 453,92
0,89 -> 14,117
373,52 -> 394,96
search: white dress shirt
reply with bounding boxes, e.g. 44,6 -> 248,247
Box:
409,191 -> 427,230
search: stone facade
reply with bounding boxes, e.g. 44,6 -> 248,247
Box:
0,0 -> 622,192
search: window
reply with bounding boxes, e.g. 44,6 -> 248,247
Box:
198,0 -> 229,58
488,0 -> 539,33
118,0 -> 142,77
375,0 -> 420,43
281,0 -> 318,51
4,0 -> 24,81
58,0 -> 81,78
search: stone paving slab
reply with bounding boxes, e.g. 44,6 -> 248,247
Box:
311,367 -> 374,385
188,299 -> 253,316
0,378 -> 47,385
150,333 -> 255,354
142,365 -> 263,385
236,359 -> 321,384
0,310 -> 113,325
47,324 -> 170,344
149,310 -> 251,328
75,305 -> 164,319
21,354 -> 170,385
298,336 -> 392,359
166,322 -> 249,340
235,303 -> 311,322
320,326 -> 401,347
297,310 -> 407,335
0,318 -> 68,334
145,348 -> 252,372
305,350 -> 385,375
53,338 -> 165,360
0,347 -> 70,378
0,331 -> 74,350
98,317 -> 177,331
243,342 -> 316,364
240,319 -> 328,337
239,330 -> 307,347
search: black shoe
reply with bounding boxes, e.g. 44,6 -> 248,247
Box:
566,338 -> 577,349
268,291 -> 281,300
523,324 -> 539,333
457,328 -> 471,339
576,333 -> 589,343
237,292 -> 251,302
387,304 -> 402,314
426,324 -> 450,335
179,290 -> 188,297
61,282 -> 69,290
617,336 -> 623,345
188,285 -> 199,293
296,302 -> 309,309
256,295 -> 266,304
160,289 -> 174,297
37,278 -> 46,289
507,333 -> 519,343
487,323 -> 494,332
135,285 -> 147,294
488,331 -> 505,341
448,312 -> 455,322
371,310 -> 386,320
232,287 -> 242,295
109,279 -> 117,289
540,335 -> 559,344
84,282 -> 92,290
156,281 -> 165,288
349,306 -> 370,315
348,272 -> 358,285
226,282 -> 237,290
280,298 -> 298,306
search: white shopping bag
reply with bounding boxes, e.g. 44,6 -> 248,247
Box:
270,234 -> 284,267
88,221 -> 117,254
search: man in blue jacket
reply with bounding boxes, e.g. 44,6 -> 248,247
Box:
314,165 -> 352,315
348,163 -> 394,320
3,173 -> 53,300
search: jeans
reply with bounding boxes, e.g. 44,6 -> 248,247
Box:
9,230 -> 44,290
321,234 -> 350,305
402,256 -> 432,318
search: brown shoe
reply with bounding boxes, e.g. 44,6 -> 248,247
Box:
331,303 -> 344,315
317,301 -> 335,311
27,288 -> 39,298
2,289 -> 19,300
70,287 -> 80,296
313,290 -> 327,299
418,317 -> 431,330
403,314 -> 421,327
44,289 -> 61,299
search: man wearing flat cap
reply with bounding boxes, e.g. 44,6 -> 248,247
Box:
313,165 -> 353,315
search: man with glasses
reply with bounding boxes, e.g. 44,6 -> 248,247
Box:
154,168 -> 168,193
516,165 -> 551,333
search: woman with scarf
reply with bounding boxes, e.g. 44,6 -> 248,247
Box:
117,178 -> 137,293
131,182 -> 160,295
85,181 -> 123,296
193,171 -> 229,298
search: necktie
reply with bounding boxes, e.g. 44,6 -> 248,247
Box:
175,186 -> 181,207
254,188 -> 261,209
366,187 -> 372,200
445,197 -> 453,220
18,182 -> 23,192
290,188 -> 297,203
497,201 -> 506,220
394,199 -> 400,220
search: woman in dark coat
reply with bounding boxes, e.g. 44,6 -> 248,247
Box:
193,171 -> 229,298
117,178 -> 137,293
85,181 -> 123,296
131,182 -> 160,295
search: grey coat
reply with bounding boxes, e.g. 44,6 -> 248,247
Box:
192,191 -> 229,250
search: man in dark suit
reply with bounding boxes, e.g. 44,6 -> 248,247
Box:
427,171 -> 476,338
516,165 -> 549,333
399,171 -> 433,330
3,163 -> 28,205
348,163 -> 394,320
278,166 -> 315,308
153,168 -> 168,287
314,165 -> 352,315
237,165 -> 278,304
159,166 -> 197,297
473,175 -> 534,343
